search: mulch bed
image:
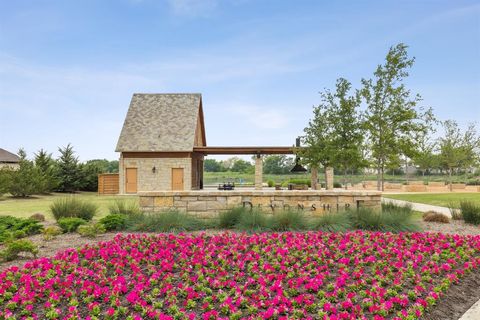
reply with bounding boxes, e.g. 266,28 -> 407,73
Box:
422,269 -> 480,320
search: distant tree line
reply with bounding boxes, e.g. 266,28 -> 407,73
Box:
204,155 -> 295,174
0,144 -> 118,197
299,43 -> 480,190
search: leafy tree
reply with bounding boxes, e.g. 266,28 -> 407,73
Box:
230,159 -> 254,173
56,144 -> 80,192
78,160 -> 112,191
361,43 -> 434,190
9,149 -> 43,197
263,155 -> 294,174
412,133 -> 436,177
204,159 -> 225,172
0,168 -> 13,196
324,78 -> 365,187
34,149 -> 59,193
438,120 -> 480,189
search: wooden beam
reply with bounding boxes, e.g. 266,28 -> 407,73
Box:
193,146 -> 296,155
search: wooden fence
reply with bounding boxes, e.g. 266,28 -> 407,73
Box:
98,173 -> 119,195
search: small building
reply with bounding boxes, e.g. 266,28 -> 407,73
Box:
0,148 -> 20,170
116,93 -> 206,193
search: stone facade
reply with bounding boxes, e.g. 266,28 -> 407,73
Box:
119,157 -> 192,194
139,190 -> 382,219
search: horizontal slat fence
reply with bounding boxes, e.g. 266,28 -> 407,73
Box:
98,173 -> 119,195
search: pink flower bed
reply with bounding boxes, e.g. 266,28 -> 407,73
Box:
1,231 -> 479,319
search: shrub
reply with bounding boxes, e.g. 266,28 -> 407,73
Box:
270,210 -> 306,231
288,179 -> 311,187
42,226 -> 63,240
333,182 -> 342,188
448,202 -> 463,220
313,212 -> 351,232
236,209 -> 269,231
0,216 -> 43,243
422,211 -> 450,223
100,214 -> 128,231
267,180 -> 275,188
218,207 -> 244,229
109,199 -> 141,215
77,223 -> 106,238
29,213 -> 45,222
50,197 -> 97,221
131,211 -> 205,233
350,204 -> 419,232
0,239 -> 38,261
57,217 -> 87,233
460,201 -> 480,225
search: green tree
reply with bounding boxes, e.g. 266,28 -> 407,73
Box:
438,120 -> 480,189
0,168 -> 13,196
263,155 -> 294,174
204,159 -> 225,172
78,159 -> 111,191
9,149 -> 43,197
34,149 -> 59,193
412,133 -> 436,178
56,144 -> 80,192
230,159 -> 254,173
361,43 -> 434,190
325,78 -> 365,187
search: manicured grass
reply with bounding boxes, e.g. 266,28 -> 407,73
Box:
0,192 -> 136,221
384,193 -> 480,208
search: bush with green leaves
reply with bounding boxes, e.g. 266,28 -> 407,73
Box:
100,214 -> 128,231
77,223 -> 106,238
218,207 -> 244,229
130,211 -> 205,233
42,226 -> 63,240
57,217 -> 87,233
267,180 -> 275,188
0,216 -> 43,243
50,197 -> 97,221
109,199 -> 141,215
460,201 -> 480,225
270,209 -> 306,231
0,239 -> 38,261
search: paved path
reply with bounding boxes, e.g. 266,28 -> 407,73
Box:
459,296 -> 480,320
382,197 -> 453,217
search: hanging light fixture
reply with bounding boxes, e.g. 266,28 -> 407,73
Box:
290,137 -> 307,173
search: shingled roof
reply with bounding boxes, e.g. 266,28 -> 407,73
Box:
115,93 -> 206,152
0,148 -> 20,163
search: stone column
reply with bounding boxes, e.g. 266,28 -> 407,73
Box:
311,167 -> 318,190
325,166 -> 334,190
255,155 -> 263,190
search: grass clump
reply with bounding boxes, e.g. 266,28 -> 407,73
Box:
0,239 -> 38,261
313,212 -> 351,232
460,201 -> 480,225
131,211 -> 206,233
270,210 -> 306,231
218,207 -> 244,229
57,217 -> 87,233
350,203 -> 419,232
236,209 -> 270,232
447,202 -> 463,220
50,197 -> 97,221
42,226 -> 63,240
422,211 -> 450,224
109,199 -> 141,215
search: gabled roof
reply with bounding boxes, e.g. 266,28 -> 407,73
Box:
115,93 -> 206,152
0,148 -> 20,163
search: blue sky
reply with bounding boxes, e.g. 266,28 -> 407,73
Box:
1,0 -> 479,161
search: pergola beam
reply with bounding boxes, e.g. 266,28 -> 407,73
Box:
193,146 -> 296,155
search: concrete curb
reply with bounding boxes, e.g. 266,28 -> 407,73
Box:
458,298 -> 480,320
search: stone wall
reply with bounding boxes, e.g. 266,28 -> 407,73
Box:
121,157 -> 192,193
139,190 -> 382,219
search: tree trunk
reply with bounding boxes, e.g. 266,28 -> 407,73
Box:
381,165 -> 385,191
377,159 -> 382,191
343,168 -> 348,190
449,168 -> 453,191
404,157 -> 409,185
311,166 -> 318,190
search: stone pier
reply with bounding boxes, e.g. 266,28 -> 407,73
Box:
255,155 -> 263,190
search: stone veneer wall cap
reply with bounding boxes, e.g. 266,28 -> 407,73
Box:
138,190 -> 382,197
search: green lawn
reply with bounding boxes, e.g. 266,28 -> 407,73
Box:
384,193 -> 480,208
0,192 -> 137,221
